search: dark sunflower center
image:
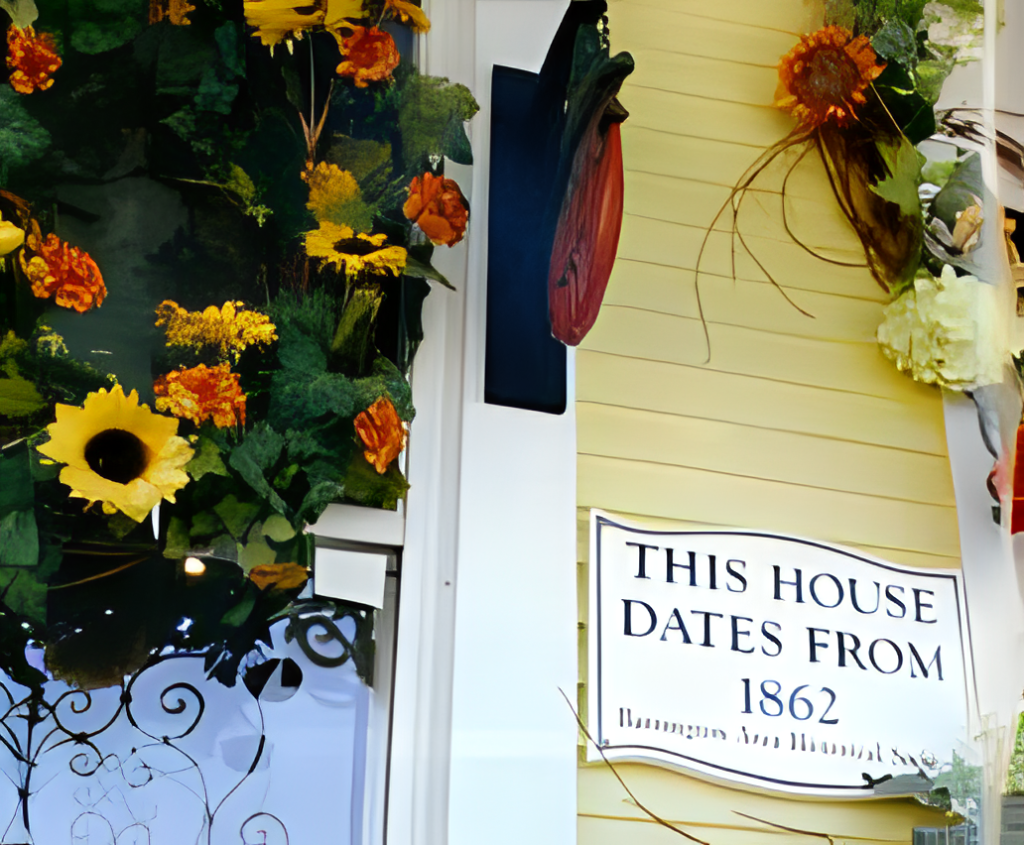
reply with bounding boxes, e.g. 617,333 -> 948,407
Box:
333,237 -> 379,256
800,48 -> 861,110
84,429 -> 149,485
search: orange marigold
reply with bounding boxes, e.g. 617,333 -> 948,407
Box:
403,173 -> 469,247
6,25 -> 61,94
354,397 -> 406,474
154,363 -> 247,428
775,25 -> 885,131
20,232 -> 106,313
333,26 -> 399,88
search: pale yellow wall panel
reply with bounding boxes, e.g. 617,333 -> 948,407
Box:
578,455 -> 959,558
621,86 -> 793,149
616,214 -> 876,300
576,350 -> 948,455
624,168 -> 857,246
611,7 -> 795,67
621,125 -> 770,188
623,50 -> 777,107
609,0 -> 821,40
581,307 -> 922,401
578,404 -> 955,506
579,765 -> 951,840
603,260 -> 884,343
577,0 -> 959,837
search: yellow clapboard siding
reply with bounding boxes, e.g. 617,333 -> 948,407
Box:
610,0 -> 820,33
578,455 -> 959,559
581,307 -> 920,400
616,214 -> 878,300
574,510 -> 961,575
624,50 -> 778,106
578,404 -> 956,507
604,261 -> 884,342
625,165 -> 856,240
578,765 -> 950,842
611,6 -> 797,68
618,86 -> 795,149
578,0 -> 960,838
576,351 -> 947,455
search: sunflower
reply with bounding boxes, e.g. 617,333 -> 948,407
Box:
38,385 -> 194,523
774,25 -> 885,131
243,0 -> 366,51
305,221 -> 407,277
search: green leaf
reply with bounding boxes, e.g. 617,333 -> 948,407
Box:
0,442 -> 34,517
163,516 -> 191,559
187,437 -> 230,481
0,376 -> 46,418
398,72 -> 480,169
297,480 -> 344,525
261,514 -> 297,543
0,509 -> 37,567
331,284 -> 384,373
0,569 -> 46,626
873,63 -> 936,145
870,136 -> 923,219
228,423 -> 289,515
404,255 -> 454,290
239,524 -> 278,572
0,88 -> 51,176
872,20 -> 918,69
190,508 -> 225,538
214,494 -> 262,541
343,454 -> 410,510
221,589 -> 256,627
353,357 -> 415,421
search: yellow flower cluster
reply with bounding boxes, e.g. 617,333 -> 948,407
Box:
155,300 -> 278,362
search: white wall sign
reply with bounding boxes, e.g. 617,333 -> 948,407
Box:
587,511 -> 975,795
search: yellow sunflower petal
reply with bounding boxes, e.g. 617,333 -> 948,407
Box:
385,0 -> 429,32
40,384 -> 194,522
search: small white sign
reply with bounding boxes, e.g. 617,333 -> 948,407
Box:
587,511 -> 974,795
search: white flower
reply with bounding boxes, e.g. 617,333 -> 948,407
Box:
876,265 -> 1001,389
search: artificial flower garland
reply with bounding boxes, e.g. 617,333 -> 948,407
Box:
0,0 -> 477,691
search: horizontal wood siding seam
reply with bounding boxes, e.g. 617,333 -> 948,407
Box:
577,448 -> 956,509
578,456 -> 959,558
577,406 -> 955,505
609,256 -> 886,310
575,350 -> 948,455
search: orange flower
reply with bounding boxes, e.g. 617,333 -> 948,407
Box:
333,26 -> 399,88
354,397 -> 406,474
20,231 -> 106,313
403,173 -> 469,247
6,25 -> 61,94
775,25 -> 885,131
153,363 -> 247,428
